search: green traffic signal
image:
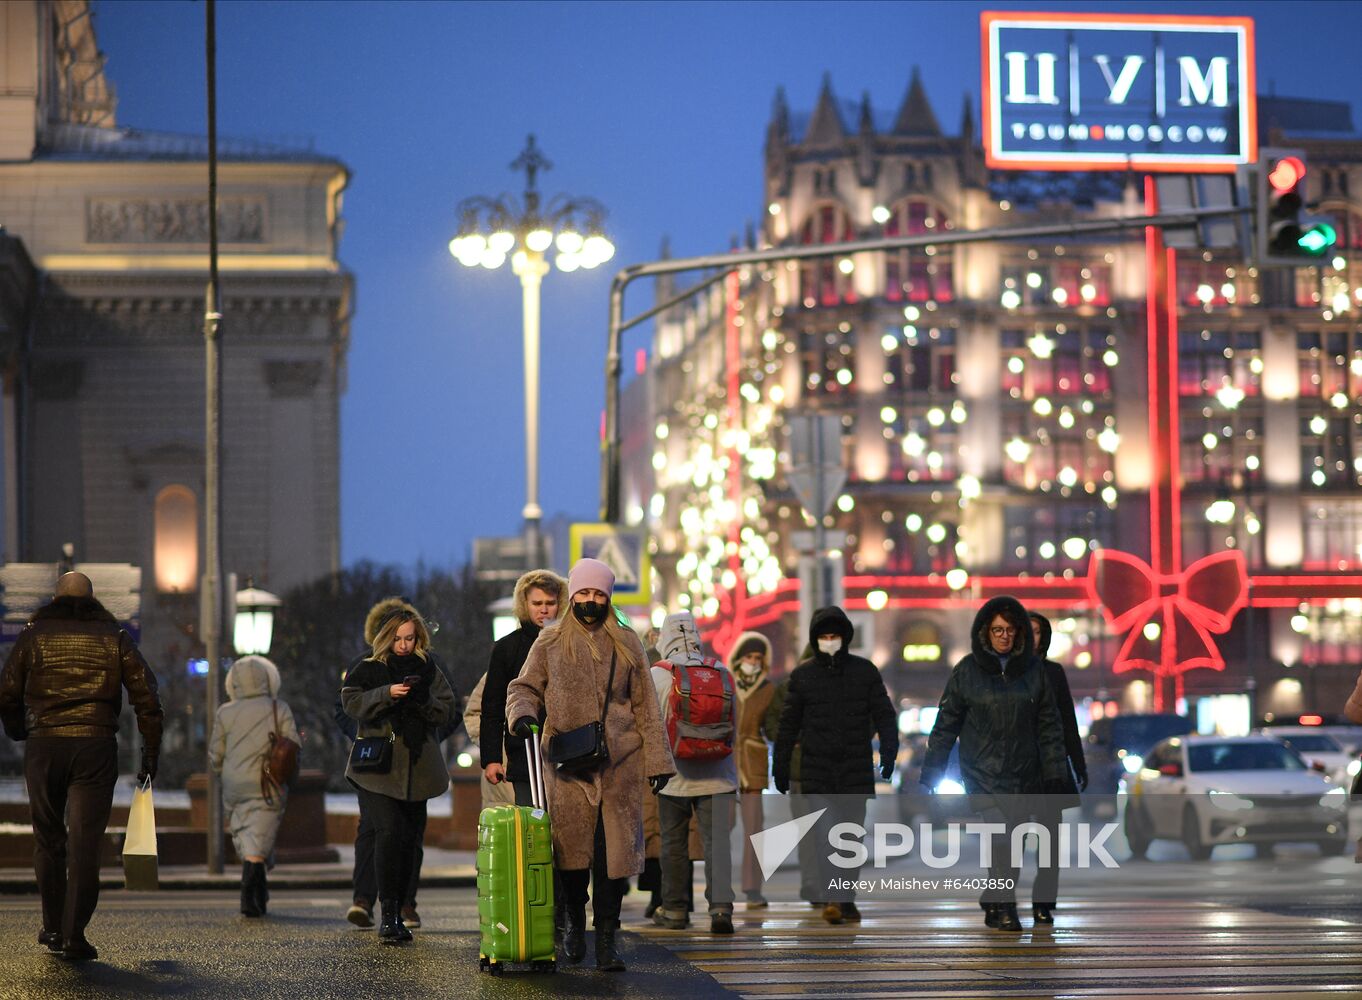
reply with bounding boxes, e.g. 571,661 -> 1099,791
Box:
1297,223 -> 1338,256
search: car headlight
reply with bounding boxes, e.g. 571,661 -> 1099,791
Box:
1319,787 -> 1347,810
1122,754 -> 1144,774
935,778 -> 966,795
1208,789 -> 1254,811
1348,759 -> 1361,778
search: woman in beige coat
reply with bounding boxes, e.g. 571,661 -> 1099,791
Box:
507,558 -> 675,972
209,655 -> 300,918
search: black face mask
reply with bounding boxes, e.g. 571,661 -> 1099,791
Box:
572,600 -> 608,626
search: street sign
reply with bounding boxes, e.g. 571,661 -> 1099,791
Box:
569,524 -> 651,606
787,414 -> 846,518
982,12 -> 1256,172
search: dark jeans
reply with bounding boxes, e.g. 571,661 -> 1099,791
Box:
809,794 -> 867,904
559,806 -> 628,928
355,790 -> 427,905
26,737 -> 118,942
352,799 -> 425,907
658,793 -> 735,917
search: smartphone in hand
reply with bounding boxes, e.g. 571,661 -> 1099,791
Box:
403,675 -> 422,687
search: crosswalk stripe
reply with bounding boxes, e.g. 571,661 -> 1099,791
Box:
629,899 -> 1362,997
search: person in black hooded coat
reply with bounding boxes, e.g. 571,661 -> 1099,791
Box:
1027,611 -> 1087,922
921,595 -> 1067,932
773,606 -> 897,924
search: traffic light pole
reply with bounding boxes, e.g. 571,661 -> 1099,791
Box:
600,203 -> 1251,523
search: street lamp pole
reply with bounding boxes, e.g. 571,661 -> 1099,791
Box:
515,249 -> 549,567
449,135 -> 613,569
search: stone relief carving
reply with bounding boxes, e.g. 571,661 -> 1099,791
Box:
86,197 -> 267,244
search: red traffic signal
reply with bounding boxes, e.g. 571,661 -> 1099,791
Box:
1267,156 -> 1305,194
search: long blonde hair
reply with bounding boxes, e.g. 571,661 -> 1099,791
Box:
369,606 -> 432,662
541,602 -> 642,669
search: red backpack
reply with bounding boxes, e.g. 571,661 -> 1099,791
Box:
660,658 -> 736,760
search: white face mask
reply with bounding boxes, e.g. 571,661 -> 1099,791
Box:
817,637 -> 842,656
738,659 -> 763,676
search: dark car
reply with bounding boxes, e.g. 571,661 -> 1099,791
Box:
1084,713 -> 1195,818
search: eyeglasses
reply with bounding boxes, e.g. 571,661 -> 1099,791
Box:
989,626 -> 1017,637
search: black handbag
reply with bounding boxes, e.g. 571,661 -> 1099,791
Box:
547,651 -> 616,774
349,732 -> 394,774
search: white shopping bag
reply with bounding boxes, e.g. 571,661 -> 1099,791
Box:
122,779 -> 159,891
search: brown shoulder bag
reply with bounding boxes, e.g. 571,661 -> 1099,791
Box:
262,699 -> 301,805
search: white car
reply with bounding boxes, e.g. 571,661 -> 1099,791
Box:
1261,727 -> 1357,786
1124,735 -> 1349,860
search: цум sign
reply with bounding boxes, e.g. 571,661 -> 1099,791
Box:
982,12 -> 1256,172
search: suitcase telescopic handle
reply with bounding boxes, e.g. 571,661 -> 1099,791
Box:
524,724 -> 546,811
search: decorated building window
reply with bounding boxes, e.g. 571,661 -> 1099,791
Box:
1177,328 -> 1261,397
798,325 -> 858,398
883,198 -> 954,303
799,203 -> 856,307
1000,261 -> 1112,309
1302,501 -> 1362,571
1000,406 -> 1115,492
887,325 -> 956,393
1001,504 -> 1114,574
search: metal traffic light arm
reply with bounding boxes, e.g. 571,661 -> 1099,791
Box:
600,202 -> 1252,523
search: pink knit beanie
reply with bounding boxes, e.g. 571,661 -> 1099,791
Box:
567,558 -> 615,600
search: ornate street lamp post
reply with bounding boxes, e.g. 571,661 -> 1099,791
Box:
450,135 -> 613,569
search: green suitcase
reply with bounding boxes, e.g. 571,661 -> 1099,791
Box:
477,732 -> 556,974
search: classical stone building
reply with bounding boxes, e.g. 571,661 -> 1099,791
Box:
624,71 -> 1362,728
0,1 -> 352,763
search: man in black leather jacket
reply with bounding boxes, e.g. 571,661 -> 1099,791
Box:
0,572 -> 163,961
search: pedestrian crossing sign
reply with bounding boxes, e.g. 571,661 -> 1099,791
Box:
569,524 -> 651,606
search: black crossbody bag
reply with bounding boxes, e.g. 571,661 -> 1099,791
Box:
547,651 -> 616,773
350,731 -> 395,774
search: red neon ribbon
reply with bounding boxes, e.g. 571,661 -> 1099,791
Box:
1085,549 -> 1248,677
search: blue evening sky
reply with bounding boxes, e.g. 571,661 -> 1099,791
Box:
90,0 -> 1362,571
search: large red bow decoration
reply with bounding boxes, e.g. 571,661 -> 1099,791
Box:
1085,549 -> 1248,677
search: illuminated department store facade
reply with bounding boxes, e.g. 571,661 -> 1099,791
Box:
619,74 -> 1362,723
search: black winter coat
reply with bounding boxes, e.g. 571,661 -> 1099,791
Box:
478,623 -> 541,784
773,607 -> 898,795
922,596 -> 1067,796
1031,612 -> 1087,792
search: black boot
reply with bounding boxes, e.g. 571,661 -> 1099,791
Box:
1032,903 -> 1055,925
983,903 -> 1000,928
994,903 -> 1023,932
378,898 -> 412,944
595,919 -> 625,972
562,904 -> 586,964
240,862 -> 263,918
253,862 -> 269,916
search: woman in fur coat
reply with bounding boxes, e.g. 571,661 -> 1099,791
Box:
507,558 -> 675,972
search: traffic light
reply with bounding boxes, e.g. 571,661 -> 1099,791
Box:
1253,147 -> 1338,267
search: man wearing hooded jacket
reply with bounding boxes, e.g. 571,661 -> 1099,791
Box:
773,606 -> 898,925
921,595 -> 1068,932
